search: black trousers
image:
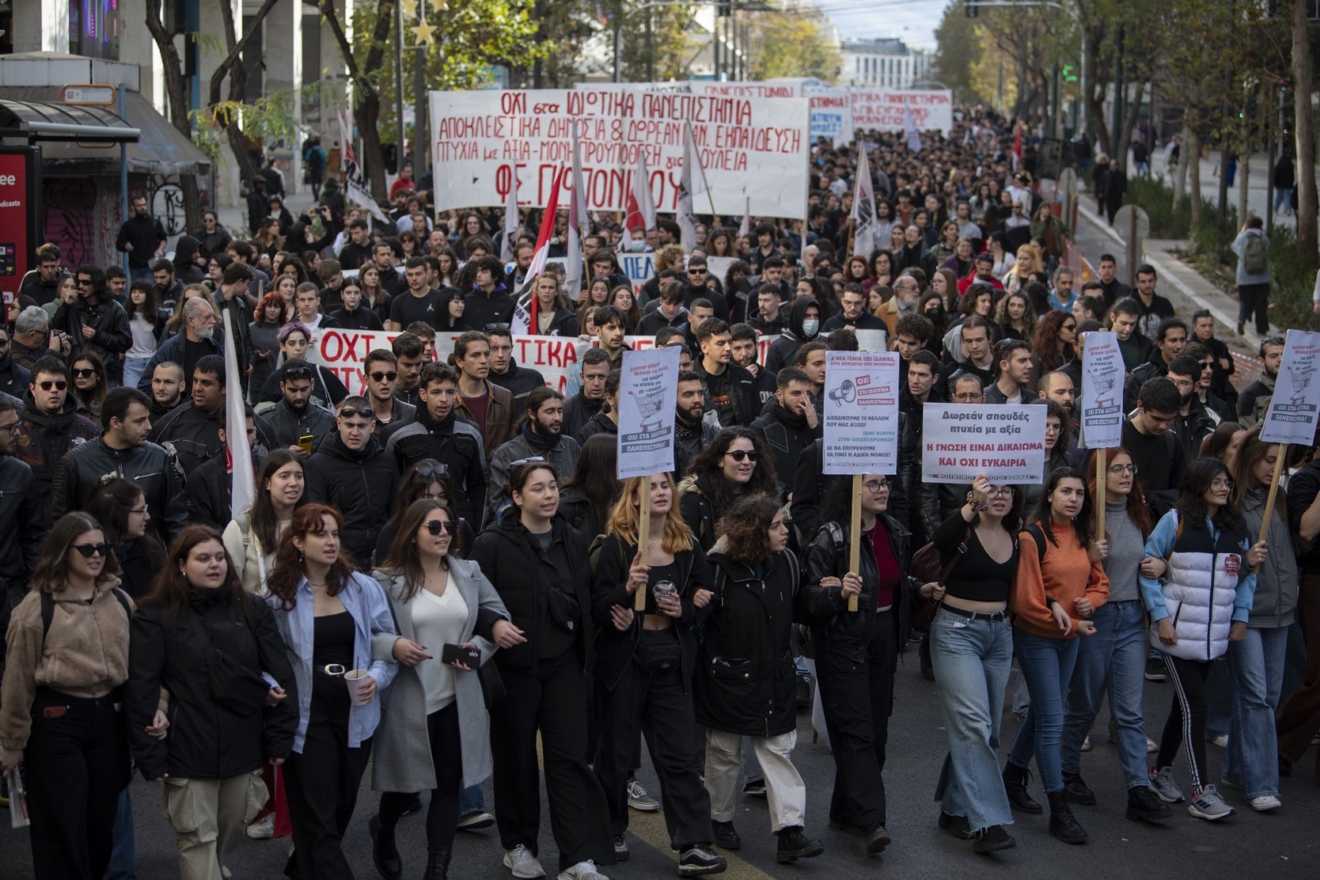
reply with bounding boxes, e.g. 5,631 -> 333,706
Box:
1238,283 -> 1271,334
595,634 -> 713,850
489,647 -> 614,871
815,609 -> 898,830
1158,653 -> 1212,794
380,702 -> 462,852
283,716 -> 373,880
24,687 -> 130,880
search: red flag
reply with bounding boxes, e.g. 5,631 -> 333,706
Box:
515,166 -> 564,334
1012,122 -> 1023,170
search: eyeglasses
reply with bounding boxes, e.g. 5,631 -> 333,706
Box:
338,407 -> 375,420
37,380 -> 68,391
0,422 -> 17,434
424,519 -> 458,536
986,486 -> 1014,498
687,268 -> 707,275
725,450 -> 759,462
863,479 -> 890,493
0,339 -> 10,348
72,543 -> 111,558
1062,323 -> 1077,332
72,368 -> 96,379
1211,479 -> 1235,491
129,504 -> 150,515
1107,464 -> 1139,475
369,371 -> 398,383
953,392 -> 984,402
75,278 -> 92,287
510,456 -> 546,468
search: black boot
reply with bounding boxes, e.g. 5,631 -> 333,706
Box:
423,847 -> 452,880
1002,763 -> 1043,814
1062,772 -> 1096,806
1047,791 -> 1088,844
370,814 -> 403,880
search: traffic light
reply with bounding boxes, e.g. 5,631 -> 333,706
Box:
717,0 -> 731,16
965,1 -> 979,17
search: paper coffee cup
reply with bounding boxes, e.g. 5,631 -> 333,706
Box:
345,669 -> 372,705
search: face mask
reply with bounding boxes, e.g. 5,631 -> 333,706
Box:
802,319 -> 820,337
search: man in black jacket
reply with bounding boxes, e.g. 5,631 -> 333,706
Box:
151,355 -> 275,476
115,195 -> 166,280
54,265 -> 132,381
0,396 -> 43,649
674,372 -> 720,478
14,356 -> 101,529
730,323 -> 776,408
305,396 -> 400,569
562,349 -> 610,440
1096,254 -> 1130,307
255,359 -> 338,451
694,320 -> 758,428
1124,317 -> 1187,413
464,256 -> 516,330
17,243 -> 61,305
749,367 -> 821,501
382,363 -> 487,524
487,328 -> 547,410
53,386 -> 189,544
148,361 -> 186,422
185,408 -> 266,530
0,327 -> 31,402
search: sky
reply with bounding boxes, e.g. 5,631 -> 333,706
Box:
812,0 -> 948,51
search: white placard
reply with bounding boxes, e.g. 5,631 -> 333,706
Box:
854,328 -> 887,353
619,252 -> 656,296
617,346 -> 682,480
429,88 -> 811,219
821,351 -> 901,475
849,90 -> 954,136
1079,331 -> 1124,449
805,85 -> 852,143
1261,329 -> 1320,445
921,403 -> 1048,484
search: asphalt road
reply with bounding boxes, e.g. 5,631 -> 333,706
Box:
4,650 -> 1319,880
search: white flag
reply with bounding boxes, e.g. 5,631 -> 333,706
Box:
564,123 -> 588,298
903,103 -> 923,153
850,146 -> 879,261
632,153 -> 657,232
500,177 -> 519,262
676,123 -> 699,251
337,111 -> 388,223
223,309 -> 255,521
738,195 -> 751,239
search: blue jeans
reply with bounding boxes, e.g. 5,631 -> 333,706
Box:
122,356 -> 152,391
128,266 -> 152,282
103,785 -> 135,880
1009,629 -> 1080,793
1061,600 -> 1149,790
1224,626 -> 1289,798
930,607 -> 1015,831
460,784 -> 485,816
1275,187 -> 1294,212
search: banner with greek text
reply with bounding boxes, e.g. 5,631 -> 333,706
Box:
821,352 -> 900,475
1261,329 -> 1320,445
429,88 -> 811,219
921,403 -> 1048,484
1079,331 -> 1124,449
849,90 -> 953,136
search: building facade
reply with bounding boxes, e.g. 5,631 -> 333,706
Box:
840,38 -> 930,89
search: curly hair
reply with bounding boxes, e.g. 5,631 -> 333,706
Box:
994,290 -> 1038,341
715,496 -> 784,566
683,427 -> 778,510
266,504 -> 358,610
1033,309 -> 1075,375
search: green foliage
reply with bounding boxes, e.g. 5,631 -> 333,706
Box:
187,90 -> 302,169
933,1 -> 981,102
751,10 -> 841,82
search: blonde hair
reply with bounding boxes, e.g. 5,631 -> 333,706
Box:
605,474 -> 694,554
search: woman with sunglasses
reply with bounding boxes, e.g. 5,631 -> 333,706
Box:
84,477 -> 161,600
265,503 -> 397,879
368,499 -> 523,880
375,460 -> 475,567
69,352 -> 108,420
679,428 -> 778,552
469,460 -> 614,880
923,475 -> 1024,852
801,473 -> 913,855
1059,449 -> 1172,824
1031,309 -> 1077,378
1141,458 -> 1267,821
0,513 -> 141,880
126,525 -> 298,880
1003,467 -> 1108,844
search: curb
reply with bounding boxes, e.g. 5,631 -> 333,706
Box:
1076,202 -> 1127,251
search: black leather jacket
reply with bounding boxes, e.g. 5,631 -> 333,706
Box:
52,437 -> 189,544
256,397 -> 338,451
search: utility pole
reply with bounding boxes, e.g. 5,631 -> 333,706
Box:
394,0 -> 405,176
413,44 -> 427,180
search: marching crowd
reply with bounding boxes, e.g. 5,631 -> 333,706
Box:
1,108 -> 1316,880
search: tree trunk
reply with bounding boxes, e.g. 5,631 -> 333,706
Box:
143,0 -> 202,230
1115,79 -> 1146,171
1188,116 -> 1202,228
357,96 -> 388,201
212,0 -> 281,186
1238,89 -> 1251,223
1294,0 -> 1318,269
1174,124 -> 1190,205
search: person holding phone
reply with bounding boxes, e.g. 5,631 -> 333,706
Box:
368,498 -> 523,880
264,503 -> 397,880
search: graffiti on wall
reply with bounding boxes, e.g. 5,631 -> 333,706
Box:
43,178 -> 100,268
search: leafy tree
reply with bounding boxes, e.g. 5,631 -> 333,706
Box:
933,1 -> 982,102
750,9 -> 841,82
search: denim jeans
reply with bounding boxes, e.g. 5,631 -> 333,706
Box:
930,607 -> 1015,831
104,785 -> 136,880
1061,600 -> 1149,790
1224,626 -> 1289,798
128,266 -> 153,282
122,356 -> 152,392
1008,629 -> 1080,793
460,784 -> 485,816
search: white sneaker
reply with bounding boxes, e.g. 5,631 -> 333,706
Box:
1146,737 -> 1158,753
1250,795 -> 1282,812
504,845 -> 547,879
558,860 -> 608,880
245,815 -> 274,839
1081,734 -> 1092,752
1209,733 -> 1229,749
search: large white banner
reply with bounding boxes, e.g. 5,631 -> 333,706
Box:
849,90 -> 953,136
1079,331 -> 1124,449
805,85 -> 852,143
921,403 -> 1048,484
1261,329 -> 1320,445
617,346 -> 682,480
821,352 -> 900,475
430,88 -> 811,219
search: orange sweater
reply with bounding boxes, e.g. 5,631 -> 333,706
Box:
1011,519 -> 1109,639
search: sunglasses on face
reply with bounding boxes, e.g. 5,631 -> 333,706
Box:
424,519 -> 458,536
338,407 -> 375,421
72,543 -> 111,558
38,380 -> 68,391
485,323 -> 511,332
72,368 -> 96,379
370,371 -> 398,383
725,450 -> 759,463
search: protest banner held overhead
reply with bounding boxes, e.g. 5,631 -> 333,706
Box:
921,403 -> 1048,484
849,90 -> 953,136
821,352 -> 900,476
617,346 -> 682,481
1261,329 -> 1320,446
429,88 -> 811,219
1079,331 -> 1124,450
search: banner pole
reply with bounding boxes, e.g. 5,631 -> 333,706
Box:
1096,449 -> 1106,540
848,473 -> 862,613
636,478 -> 651,612
1257,444 -> 1287,558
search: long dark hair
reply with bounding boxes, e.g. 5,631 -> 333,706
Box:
70,351 -> 108,411
1176,457 -> 1243,531
84,477 -> 165,567
381,499 -> 457,602
1029,466 -> 1091,547
139,525 -> 248,622
30,512 -> 123,595
1033,309 -> 1075,373
1082,447 -> 1152,538
562,434 -> 620,533
716,495 -> 785,566
250,450 -> 304,554
1231,426 -> 1286,523
684,427 -> 778,512
266,504 -> 357,610
391,458 -> 459,525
